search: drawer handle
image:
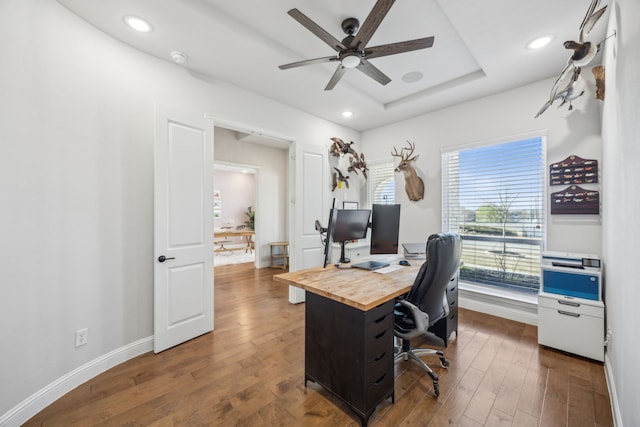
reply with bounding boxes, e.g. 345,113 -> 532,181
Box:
373,314 -> 388,324
558,300 -> 580,307
374,372 -> 387,385
374,330 -> 387,339
374,352 -> 386,362
558,310 -> 580,317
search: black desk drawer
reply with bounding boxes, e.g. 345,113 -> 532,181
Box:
365,300 -> 394,323
366,367 -> 394,409
365,311 -> 393,340
365,347 -> 392,385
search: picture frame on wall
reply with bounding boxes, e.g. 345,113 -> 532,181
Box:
213,189 -> 221,199
343,201 -> 358,210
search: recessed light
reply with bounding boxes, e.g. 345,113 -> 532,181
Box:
124,15 -> 153,33
527,35 -> 554,50
341,111 -> 353,118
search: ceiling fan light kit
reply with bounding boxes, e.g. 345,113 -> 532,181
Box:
340,54 -> 361,69
278,0 -> 434,90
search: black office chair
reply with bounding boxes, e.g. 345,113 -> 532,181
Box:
394,232 -> 461,397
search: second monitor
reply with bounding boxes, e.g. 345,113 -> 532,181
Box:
332,209 -> 371,264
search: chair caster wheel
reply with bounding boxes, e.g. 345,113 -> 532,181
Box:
434,383 -> 440,397
440,358 -> 449,368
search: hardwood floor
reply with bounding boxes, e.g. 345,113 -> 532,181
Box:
25,263 -> 613,426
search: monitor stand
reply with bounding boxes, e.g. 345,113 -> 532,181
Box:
338,241 -> 350,264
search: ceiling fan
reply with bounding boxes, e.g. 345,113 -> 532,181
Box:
278,0 -> 434,91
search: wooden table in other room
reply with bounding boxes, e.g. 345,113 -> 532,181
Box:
214,229 -> 254,253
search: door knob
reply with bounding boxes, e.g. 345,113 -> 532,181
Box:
158,255 -> 175,262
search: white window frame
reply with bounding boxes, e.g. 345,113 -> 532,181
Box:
441,132 -> 547,295
367,161 -> 395,206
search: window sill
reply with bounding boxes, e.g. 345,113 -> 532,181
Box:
458,281 -> 538,325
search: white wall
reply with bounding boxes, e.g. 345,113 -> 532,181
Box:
213,169 -> 255,230
362,77 -> 603,255
0,0 -> 359,419
601,0 -> 640,425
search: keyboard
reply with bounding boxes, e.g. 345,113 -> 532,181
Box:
351,260 -> 390,271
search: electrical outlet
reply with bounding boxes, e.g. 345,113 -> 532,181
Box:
75,328 -> 88,347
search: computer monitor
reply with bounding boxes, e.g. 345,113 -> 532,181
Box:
320,199 -> 338,268
370,204 -> 401,254
332,209 -> 372,264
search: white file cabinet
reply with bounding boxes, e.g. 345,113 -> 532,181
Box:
538,293 -> 604,361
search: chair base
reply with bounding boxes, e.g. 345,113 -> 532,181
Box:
394,339 -> 449,397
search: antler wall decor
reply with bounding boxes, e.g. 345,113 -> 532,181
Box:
392,141 -> 424,201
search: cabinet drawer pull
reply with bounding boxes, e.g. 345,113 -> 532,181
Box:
558,310 -> 580,317
558,300 -> 580,307
374,330 -> 387,339
373,314 -> 388,324
374,352 -> 386,362
374,372 -> 387,385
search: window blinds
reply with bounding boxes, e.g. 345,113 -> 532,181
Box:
368,162 -> 395,205
442,136 -> 546,293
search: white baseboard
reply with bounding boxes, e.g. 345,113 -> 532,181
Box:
458,285 -> 538,325
0,336 -> 153,427
604,353 -> 623,427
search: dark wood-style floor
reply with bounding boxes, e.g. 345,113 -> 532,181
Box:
25,263 -> 613,426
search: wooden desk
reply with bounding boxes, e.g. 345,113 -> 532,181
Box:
214,229 -> 254,253
274,262 -> 418,426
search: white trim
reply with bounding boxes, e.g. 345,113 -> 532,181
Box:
458,283 -> 538,325
0,337 -> 153,427
439,129 -> 548,154
604,353 -> 623,427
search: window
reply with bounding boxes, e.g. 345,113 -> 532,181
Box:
368,162 -> 395,204
442,135 -> 545,294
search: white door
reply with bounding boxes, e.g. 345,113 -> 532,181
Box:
289,142 -> 329,303
154,105 -> 214,353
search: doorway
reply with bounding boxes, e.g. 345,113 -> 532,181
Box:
212,125 -> 290,269
213,163 -> 257,267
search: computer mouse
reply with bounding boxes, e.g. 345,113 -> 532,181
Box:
399,260 -> 411,266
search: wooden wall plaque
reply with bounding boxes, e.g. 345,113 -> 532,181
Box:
549,155 -> 598,186
550,185 -> 600,215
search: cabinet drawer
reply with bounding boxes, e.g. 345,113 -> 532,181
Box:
365,347 -> 393,386
538,305 -> 604,361
366,367 -> 394,409
365,311 -> 393,340
364,300 -> 394,323
365,327 -> 392,358
538,294 -> 604,318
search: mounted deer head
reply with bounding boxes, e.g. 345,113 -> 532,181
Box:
391,141 -> 424,201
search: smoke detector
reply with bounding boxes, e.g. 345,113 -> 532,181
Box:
170,51 -> 187,64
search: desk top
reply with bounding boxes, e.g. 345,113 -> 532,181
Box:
274,261 -> 419,311
214,229 -> 254,237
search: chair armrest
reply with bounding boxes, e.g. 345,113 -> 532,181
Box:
396,299 -> 430,332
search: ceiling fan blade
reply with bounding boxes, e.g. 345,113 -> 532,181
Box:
349,0 -> 395,50
279,56 -> 337,70
287,9 -> 346,52
356,59 -> 391,86
325,65 -> 347,91
365,37 -> 434,60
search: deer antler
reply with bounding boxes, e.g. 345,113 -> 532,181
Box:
402,141 -> 418,161
391,146 -> 408,161
391,141 -> 418,161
